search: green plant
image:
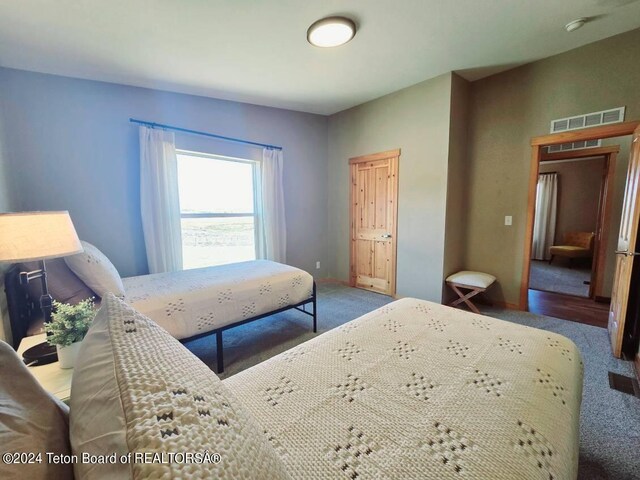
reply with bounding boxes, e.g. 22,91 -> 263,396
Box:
44,298 -> 96,347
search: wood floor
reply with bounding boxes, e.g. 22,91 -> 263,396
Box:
528,289 -> 609,328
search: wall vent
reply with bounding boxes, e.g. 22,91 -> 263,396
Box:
550,107 -> 625,133
547,107 -> 625,153
547,139 -> 601,153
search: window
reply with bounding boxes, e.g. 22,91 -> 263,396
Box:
177,151 -> 258,269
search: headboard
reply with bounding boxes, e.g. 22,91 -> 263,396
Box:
4,265 -> 42,349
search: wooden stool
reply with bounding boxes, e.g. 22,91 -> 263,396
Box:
446,271 -> 496,314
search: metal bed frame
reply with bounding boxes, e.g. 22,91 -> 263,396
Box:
180,282 -> 317,373
5,265 -> 317,374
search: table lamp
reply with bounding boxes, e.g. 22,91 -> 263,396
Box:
0,211 -> 83,365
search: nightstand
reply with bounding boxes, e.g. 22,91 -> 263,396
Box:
17,334 -> 72,404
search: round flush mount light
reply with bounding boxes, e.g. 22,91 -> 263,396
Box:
565,18 -> 587,32
307,16 -> 356,47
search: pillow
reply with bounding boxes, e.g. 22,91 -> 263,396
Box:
70,294 -> 290,480
64,240 -> 125,298
0,340 -> 74,480
20,257 -> 97,304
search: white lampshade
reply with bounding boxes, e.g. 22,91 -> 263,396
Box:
0,211 -> 83,263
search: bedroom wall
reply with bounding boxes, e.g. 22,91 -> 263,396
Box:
442,74 -> 470,301
539,158 -> 605,245
0,67 -> 329,281
327,72 -> 462,302
0,97 -> 15,342
465,27 -> 640,306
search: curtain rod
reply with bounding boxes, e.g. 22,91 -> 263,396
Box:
129,118 -> 282,151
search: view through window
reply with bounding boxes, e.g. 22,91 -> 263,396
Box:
177,152 -> 257,269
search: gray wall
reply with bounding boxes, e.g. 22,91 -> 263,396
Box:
0,104 -> 11,212
0,91 -> 14,342
0,67 -> 329,282
327,73 -> 454,302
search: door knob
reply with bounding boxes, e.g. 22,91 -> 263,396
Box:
381,234 -> 392,238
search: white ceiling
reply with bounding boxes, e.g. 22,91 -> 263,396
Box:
0,0 -> 639,115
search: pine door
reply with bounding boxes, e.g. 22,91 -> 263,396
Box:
609,126 -> 640,357
349,149 -> 399,295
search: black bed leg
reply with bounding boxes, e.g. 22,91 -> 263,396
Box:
312,282 -> 317,333
216,330 -> 224,373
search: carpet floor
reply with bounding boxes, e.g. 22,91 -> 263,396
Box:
529,260 -> 592,297
185,282 -> 639,480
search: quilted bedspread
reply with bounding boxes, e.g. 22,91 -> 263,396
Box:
122,260 -> 313,339
224,298 -> 583,480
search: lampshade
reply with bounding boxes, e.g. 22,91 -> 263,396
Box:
0,211 -> 83,262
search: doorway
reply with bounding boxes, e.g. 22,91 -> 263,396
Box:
528,147 -> 618,301
349,149 -> 400,296
521,121 -> 640,358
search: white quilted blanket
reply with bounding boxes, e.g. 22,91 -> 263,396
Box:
224,298 -> 583,480
122,260 -> 313,339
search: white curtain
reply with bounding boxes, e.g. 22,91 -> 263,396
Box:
532,173 -> 558,260
257,148 -> 286,263
139,126 -> 183,273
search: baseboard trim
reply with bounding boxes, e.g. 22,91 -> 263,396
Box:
493,301 -> 521,311
316,278 -> 349,285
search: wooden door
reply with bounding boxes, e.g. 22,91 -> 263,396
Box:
349,149 -> 399,296
609,126 -> 640,357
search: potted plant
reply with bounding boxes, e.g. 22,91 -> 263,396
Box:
44,298 -> 96,369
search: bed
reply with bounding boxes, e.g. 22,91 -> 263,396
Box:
224,297 -> 583,479
6,253 -> 316,373
2,292 -> 582,479
123,260 -> 316,372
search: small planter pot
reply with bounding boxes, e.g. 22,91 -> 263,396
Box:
56,341 -> 82,369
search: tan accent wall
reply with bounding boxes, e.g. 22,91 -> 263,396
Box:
539,157 -> 605,245
443,74 -> 471,302
465,27 -> 640,305
328,73 -> 464,302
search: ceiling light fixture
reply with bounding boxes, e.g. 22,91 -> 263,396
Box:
307,16 -> 356,48
565,18 -> 587,32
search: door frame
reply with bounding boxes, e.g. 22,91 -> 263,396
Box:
349,148 -> 400,296
521,120 -> 640,310
539,145 -> 619,299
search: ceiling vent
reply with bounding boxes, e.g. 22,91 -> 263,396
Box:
547,107 -> 625,153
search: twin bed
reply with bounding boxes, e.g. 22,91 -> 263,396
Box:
123,259 -> 315,372
6,256 -> 315,373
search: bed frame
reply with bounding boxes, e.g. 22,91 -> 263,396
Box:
4,265 -> 42,349
4,265 -> 317,373
180,282 -> 316,373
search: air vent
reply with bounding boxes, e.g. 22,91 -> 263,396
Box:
550,107 -> 625,133
547,140 -> 602,153
547,107 -> 625,153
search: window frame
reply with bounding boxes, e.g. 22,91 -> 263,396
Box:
176,149 -> 261,266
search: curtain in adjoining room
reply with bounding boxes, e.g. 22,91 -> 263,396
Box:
257,148 -> 286,263
532,173 -> 558,260
139,126 -> 183,273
